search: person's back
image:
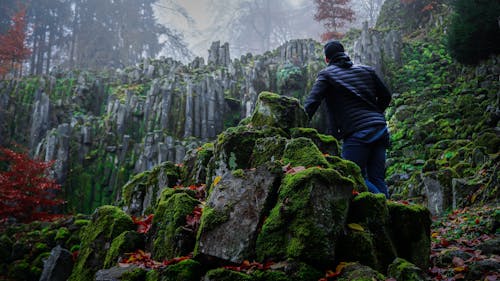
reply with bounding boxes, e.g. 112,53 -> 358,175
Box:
304,40 -> 392,197
310,63 -> 390,139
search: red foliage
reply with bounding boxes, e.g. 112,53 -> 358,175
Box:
0,146 -> 64,223
131,214 -> 154,234
0,6 -> 31,77
313,0 -> 354,41
184,205 -> 203,233
119,250 -> 192,269
223,260 -> 273,273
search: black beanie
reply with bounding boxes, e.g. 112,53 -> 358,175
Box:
324,40 -> 345,60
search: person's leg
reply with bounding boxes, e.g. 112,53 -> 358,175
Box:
366,140 -> 389,198
342,138 -> 382,194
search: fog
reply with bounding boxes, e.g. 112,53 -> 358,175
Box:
0,0 -> 384,74
154,0 -> 384,60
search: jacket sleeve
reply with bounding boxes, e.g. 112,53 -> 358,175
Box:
304,73 -> 329,120
372,71 -> 392,111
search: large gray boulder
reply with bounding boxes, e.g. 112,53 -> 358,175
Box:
196,165 -> 281,263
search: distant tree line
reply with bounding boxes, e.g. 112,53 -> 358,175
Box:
0,0 -> 189,74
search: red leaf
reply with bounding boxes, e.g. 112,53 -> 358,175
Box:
132,214 -> 154,234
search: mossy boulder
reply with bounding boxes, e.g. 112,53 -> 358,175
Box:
210,125 -> 287,179
195,165 -> 281,263
387,257 -> 428,281
182,142 -> 214,185
152,189 -> 200,260
290,127 -> 340,157
388,201 -> 431,269
250,91 -> 308,130
340,192 -> 397,272
326,155 -> 367,190
156,259 -> 202,281
204,268 -> 252,281
256,167 -> 354,267
336,262 -> 386,281
281,137 -> 329,168
69,205 -> 135,281
251,136 -> 288,167
103,231 -> 145,268
121,161 -> 180,216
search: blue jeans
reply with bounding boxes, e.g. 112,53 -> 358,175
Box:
341,127 -> 390,198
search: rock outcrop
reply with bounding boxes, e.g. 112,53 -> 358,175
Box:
60,92 -> 431,281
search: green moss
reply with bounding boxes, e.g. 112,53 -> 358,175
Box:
336,262 -> 386,281
253,270 -> 289,281
8,260 -> 31,280
256,167 -> 353,267
281,137 -> 329,168
251,136 -> 287,167
204,268 -> 252,281
160,259 -> 202,281
250,91 -> 308,130
69,205 -> 135,281
387,257 -> 427,281
232,169 -> 245,178
213,126 -> 287,174
289,127 -> 340,156
152,192 -> 199,260
104,231 -> 144,268
195,206 -> 230,240
349,193 -> 389,226
337,230 -> 377,267
121,267 -> 147,281
55,227 -> 70,242
326,156 -> 367,191
387,201 -> 431,269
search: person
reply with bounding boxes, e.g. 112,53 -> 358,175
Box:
304,40 -> 392,198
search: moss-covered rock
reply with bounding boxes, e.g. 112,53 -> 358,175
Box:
388,201 -> 431,269
152,190 -> 199,260
157,259 -> 202,281
281,137 -> 329,168
338,193 -> 397,272
210,125 -> 287,180
251,136 -> 287,167
121,161 -> 180,216
250,91 -> 308,130
290,127 -> 340,157
195,165 -> 281,263
256,167 -> 354,267
203,268 -> 253,281
182,142 -> 214,185
69,205 -> 135,281
387,257 -> 428,281
103,231 -> 145,268
325,155 -> 367,191
336,262 -> 386,281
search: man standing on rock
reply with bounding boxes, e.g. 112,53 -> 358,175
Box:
304,40 -> 392,198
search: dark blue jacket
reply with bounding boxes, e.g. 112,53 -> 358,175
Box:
304,61 -> 392,140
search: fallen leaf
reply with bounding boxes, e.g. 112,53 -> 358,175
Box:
347,223 -> 364,232
213,176 -> 222,186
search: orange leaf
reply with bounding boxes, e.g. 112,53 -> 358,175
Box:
213,176 -> 222,186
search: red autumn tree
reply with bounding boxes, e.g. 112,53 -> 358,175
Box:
313,0 -> 355,41
0,6 -> 31,77
0,146 -> 64,223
